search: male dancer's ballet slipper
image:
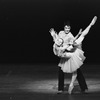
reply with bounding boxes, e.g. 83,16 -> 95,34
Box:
68,85 -> 74,94
57,90 -> 64,94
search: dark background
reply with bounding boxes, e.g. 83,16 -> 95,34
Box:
0,0 -> 100,64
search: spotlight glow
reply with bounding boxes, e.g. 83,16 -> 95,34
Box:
19,79 -> 100,94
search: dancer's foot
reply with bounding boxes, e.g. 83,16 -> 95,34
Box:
81,89 -> 88,94
57,90 -> 64,94
68,85 -> 74,94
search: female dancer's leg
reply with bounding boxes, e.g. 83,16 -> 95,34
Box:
68,71 -> 77,94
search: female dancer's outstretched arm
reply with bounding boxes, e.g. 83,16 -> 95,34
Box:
49,28 -> 58,42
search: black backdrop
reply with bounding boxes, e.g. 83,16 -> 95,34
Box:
0,0 -> 100,64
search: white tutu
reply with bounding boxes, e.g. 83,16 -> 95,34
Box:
58,48 -> 86,73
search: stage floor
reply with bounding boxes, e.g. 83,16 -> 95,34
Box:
0,63 -> 100,100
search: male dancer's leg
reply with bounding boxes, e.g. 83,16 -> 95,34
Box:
58,67 -> 64,91
77,68 -> 88,91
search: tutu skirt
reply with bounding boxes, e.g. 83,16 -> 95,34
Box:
58,48 -> 86,73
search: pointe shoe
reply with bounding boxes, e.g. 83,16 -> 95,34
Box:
68,85 -> 74,94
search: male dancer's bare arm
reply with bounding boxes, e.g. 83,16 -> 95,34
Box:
74,29 -> 82,40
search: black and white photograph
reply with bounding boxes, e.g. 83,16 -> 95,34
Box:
0,0 -> 100,100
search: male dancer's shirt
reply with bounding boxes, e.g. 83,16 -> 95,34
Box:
58,31 -> 75,46
53,31 -> 75,57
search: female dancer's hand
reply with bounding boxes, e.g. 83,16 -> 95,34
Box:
49,28 -> 58,42
49,28 -> 55,35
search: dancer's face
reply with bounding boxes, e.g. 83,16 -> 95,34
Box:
64,25 -> 71,34
55,38 -> 63,46
67,45 -> 73,51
